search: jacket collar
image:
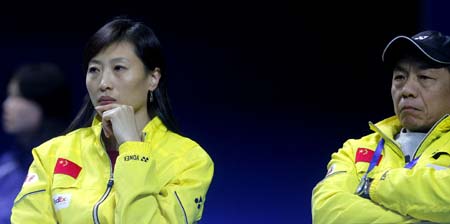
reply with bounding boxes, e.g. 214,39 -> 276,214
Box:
141,116 -> 167,142
370,114 -> 450,139
370,116 -> 402,139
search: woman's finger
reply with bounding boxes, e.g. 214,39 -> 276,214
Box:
96,104 -> 121,115
103,120 -> 113,138
101,108 -> 117,138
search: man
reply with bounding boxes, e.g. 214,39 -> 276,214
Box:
312,30 -> 450,223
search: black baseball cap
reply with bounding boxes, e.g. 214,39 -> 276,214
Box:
382,30 -> 450,67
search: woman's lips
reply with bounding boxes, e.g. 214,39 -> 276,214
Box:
98,96 -> 116,105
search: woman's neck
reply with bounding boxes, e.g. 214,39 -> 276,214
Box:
134,108 -> 152,134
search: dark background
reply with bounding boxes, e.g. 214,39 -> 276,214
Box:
0,0 -> 445,223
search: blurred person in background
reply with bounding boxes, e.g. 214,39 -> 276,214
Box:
0,62 -> 72,223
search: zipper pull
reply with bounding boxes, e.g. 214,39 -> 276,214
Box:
405,155 -> 411,163
107,178 -> 114,187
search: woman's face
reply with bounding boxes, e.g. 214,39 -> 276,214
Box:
86,41 -> 159,118
2,80 -> 42,134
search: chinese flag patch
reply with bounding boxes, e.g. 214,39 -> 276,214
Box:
54,158 -> 82,179
355,148 -> 382,165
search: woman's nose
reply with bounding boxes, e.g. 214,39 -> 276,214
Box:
99,71 -> 113,91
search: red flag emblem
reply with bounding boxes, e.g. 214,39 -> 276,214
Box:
54,158 -> 82,179
355,148 -> 382,165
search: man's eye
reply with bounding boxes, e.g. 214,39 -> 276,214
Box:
393,75 -> 405,80
419,75 -> 432,80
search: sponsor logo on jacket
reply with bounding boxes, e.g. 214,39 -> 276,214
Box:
124,155 -> 149,162
53,193 -> 72,211
24,172 -> 39,185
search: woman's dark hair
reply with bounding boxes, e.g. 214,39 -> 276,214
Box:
66,17 -> 179,133
13,62 -> 71,120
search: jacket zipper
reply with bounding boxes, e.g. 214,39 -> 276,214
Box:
370,114 -> 449,163
92,137 -> 115,224
411,114 -> 448,160
369,122 -> 403,157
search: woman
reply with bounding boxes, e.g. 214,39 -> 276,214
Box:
1,62 -> 71,223
11,18 -> 214,224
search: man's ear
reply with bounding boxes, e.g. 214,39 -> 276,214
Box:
148,67 -> 161,91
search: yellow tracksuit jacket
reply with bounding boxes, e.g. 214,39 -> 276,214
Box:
312,115 -> 450,224
11,116 -> 214,224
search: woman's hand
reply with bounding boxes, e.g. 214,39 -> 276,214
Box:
96,104 -> 141,145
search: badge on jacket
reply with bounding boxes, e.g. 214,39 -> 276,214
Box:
355,147 -> 382,165
54,158 -> 82,179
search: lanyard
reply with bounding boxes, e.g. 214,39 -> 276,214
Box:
365,138 -> 418,175
365,139 -> 384,175
357,139 -> 384,195
357,138 -> 418,196
404,157 -> 419,169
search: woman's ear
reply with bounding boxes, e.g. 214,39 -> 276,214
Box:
148,67 -> 161,91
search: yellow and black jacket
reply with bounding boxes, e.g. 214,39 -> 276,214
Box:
11,116 -> 214,224
312,115 -> 450,223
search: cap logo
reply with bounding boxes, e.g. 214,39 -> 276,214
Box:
414,35 -> 429,40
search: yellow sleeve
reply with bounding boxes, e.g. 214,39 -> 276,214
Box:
114,141 -> 214,224
11,148 -> 57,224
312,140 -> 417,224
370,166 -> 450,222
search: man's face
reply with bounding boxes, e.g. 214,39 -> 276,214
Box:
391,57 -> 450,132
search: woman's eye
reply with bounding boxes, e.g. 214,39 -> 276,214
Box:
114,65 -> 127,72
88,67 -> 99,73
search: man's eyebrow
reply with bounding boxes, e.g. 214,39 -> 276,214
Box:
393,64 -> 407,73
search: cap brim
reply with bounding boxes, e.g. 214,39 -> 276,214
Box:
382,36 -> 450,65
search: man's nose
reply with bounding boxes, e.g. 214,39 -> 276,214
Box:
400,77 -> 418,98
